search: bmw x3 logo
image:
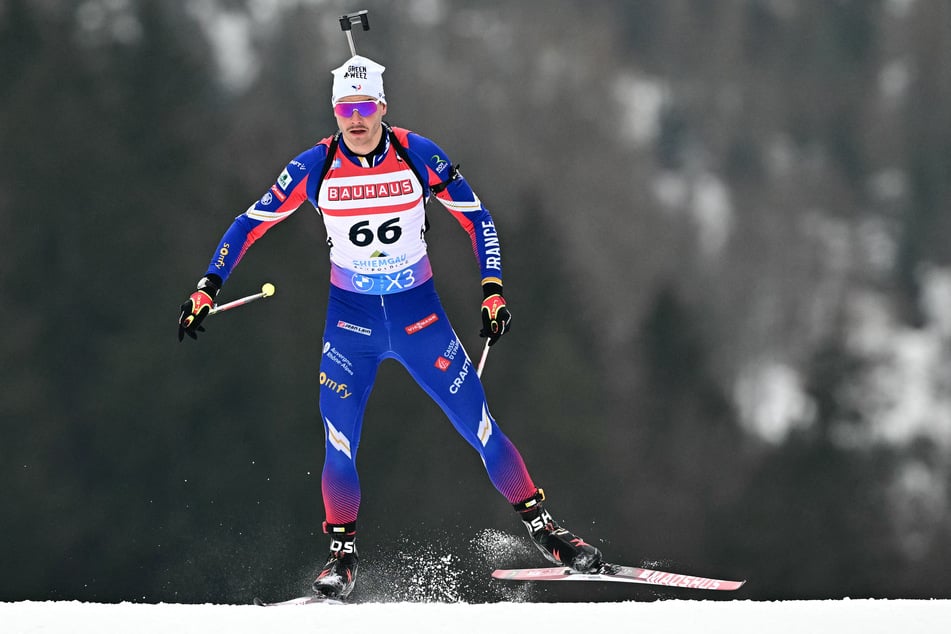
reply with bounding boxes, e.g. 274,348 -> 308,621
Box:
351,274 -> 373,292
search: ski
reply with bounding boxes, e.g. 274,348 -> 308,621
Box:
253,595 -> 344,607
492,563 -> 746,591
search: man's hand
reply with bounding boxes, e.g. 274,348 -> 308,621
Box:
178,275 -> 220,342
480,282 -> 512,347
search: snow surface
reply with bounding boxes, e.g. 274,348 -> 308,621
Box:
4,530 -> 947,632
2,599 -> 948,634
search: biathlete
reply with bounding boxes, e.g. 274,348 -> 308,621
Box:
178,54 -> 602,600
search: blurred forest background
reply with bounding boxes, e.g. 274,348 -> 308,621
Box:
3,0 -> 951,603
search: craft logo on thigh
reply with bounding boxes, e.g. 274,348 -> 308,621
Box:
449,357 -> 471,394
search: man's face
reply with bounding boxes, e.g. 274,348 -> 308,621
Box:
333,96 -> 387,153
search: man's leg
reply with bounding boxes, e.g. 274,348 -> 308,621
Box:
314,290 -> 383,598
386,286 -> 536,503
387,284 -> 603,572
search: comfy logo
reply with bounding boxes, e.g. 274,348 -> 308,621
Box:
319,372 -> 352,399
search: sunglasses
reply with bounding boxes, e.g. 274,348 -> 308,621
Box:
333,100 -> 380,118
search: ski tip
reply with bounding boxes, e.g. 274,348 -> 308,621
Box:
492,564 -> 747,591
491,566 -> 573,582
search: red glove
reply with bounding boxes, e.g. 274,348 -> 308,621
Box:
178,276 -> 220,341
480,283 -> 512,347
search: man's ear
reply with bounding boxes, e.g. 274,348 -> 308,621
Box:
380,102 -> 388,116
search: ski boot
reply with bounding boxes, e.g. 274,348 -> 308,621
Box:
313,521 -> 359,600
514,489 -> 603,573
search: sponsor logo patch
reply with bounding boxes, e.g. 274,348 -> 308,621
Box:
449,357 -> 471,394
443,338 -> 460,361
352,253 -> 408,272
319,371 -> 352,399
327,179 -> 413,201
405,313 -> 438,335
344,64 -> 368,80
277,168 -> 293,190
351,273 -> 374,292
431,154 -> 449,173
322,342 -> 354,376
434,356 -> 451,372
336,320 -> 372,336
214,243 -> 230,269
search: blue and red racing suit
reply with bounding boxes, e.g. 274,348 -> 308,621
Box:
204,125 -> 536,525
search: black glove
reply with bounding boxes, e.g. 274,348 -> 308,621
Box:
178,275 -> 221,342
480,282 -> 512,347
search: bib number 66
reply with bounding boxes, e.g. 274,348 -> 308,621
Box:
349,218 -> 402,246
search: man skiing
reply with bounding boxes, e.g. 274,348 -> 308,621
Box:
178,54 -> 602,600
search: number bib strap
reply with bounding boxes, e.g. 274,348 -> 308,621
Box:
330,257 -> 433,295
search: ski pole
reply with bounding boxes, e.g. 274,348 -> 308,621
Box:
209,283 -> 276,316
476,339 -> 491,378
338,10 -> 370,56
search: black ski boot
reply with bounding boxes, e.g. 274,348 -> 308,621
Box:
313,521 -> 359,599
514,489 -> 603,573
